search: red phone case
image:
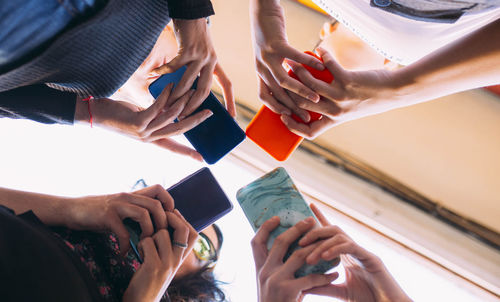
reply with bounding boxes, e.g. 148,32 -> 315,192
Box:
246,51 -> 334,161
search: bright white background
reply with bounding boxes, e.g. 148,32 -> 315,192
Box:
0,119 -> 491,301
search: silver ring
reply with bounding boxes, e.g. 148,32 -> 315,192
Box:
172,241 -> 188,248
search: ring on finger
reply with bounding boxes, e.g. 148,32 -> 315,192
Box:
172,241 -> 188,248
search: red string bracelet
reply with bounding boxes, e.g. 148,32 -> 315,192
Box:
82,96 -> 94,128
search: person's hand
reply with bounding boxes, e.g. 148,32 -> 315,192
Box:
76,83 -> 212,161
281,47 -> 403,139
123,210 -> 198,302
252,216 -> 339,302
298,204 -> 412,302
62,185 -> 175,254
151,18 -> 236,118
250,0 -> 324,122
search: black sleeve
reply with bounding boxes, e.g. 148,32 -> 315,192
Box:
166,0 -> 214,19
0,85 -> 77,125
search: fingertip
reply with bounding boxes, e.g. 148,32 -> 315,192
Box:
204,109 -> 213,118
309,93 -> 320,103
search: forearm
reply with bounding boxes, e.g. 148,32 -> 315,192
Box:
0,187 -> 72,226
392,19 -> 500,106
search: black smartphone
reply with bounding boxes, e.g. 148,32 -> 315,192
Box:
148,66 -> 246,164
124,167 -> 233,262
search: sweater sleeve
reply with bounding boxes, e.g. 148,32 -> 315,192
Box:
0,85 -> 77,125
166,0 -> 214,19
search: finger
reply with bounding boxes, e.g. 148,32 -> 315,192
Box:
169,62 -> 202,105
281,115 -> 336,140
299,225 -> 343,247
251,216 -> 280,269
166,211 -> 190,261
139,83 -> 174,126
261,69 -> 310,121
122,192 -> 168,231
213,63 -> 236,117
290,272 -> 339,293
282,46 -> 324,70
107,214 -> 131,254
268,60 -> 319,103
258,77 -> 291,115
153,229 -> 174,263
305,233 -> 349,264
145,109 -> 213,142
173,209 -> 198,252
319,242 -> 359,263
152,138 -> 203,162
152,54 -> 186,76
299,225 -> 343,248
316,47 -> 345,85
134,184 -> 175,214
267,217 -> 315,265
310,204 -> 331,227
139,237 -> 160,264
304,283 -> 348,300
287,60 -> 337,100
179,62 -> 215,119
144,90 -> 195,135
117,203 -> 154,238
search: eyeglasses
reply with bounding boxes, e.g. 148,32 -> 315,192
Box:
193,224 -> 223,269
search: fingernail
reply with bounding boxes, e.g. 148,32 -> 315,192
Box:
309,94 -> 320,102
281,110 -> 291,115
149,71 -> 160,77
305,217 -> 314,223
205,110 -> 213,117
315,62 -> 324,70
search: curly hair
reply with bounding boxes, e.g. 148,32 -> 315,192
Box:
167,265 -> 226,302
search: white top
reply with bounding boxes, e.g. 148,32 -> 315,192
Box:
313,0 -> 500,65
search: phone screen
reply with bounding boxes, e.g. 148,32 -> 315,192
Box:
167,167 -> 233,232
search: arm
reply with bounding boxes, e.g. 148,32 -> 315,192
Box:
250,0 -> 325,123
281,19 -> 500,138
75,83 -> 212,161
0,185 -> 174,254
152,0 -> 236,119
0,85 -> 77,124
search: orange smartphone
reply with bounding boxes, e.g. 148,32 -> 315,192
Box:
246,51 -> 334,161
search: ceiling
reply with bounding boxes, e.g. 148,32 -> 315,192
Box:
209,0 -> 500,233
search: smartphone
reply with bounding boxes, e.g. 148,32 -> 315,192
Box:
124,167 -> 233,262
245,51 -> 333,161
236,167 -> 340,277
149,66 -> 246,164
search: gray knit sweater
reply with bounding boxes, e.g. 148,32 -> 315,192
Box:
0,0 -> 214,124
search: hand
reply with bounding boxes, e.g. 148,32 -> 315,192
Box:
76,83 -> 213,161
252,216 -> 338,302
63,185 -> 175,254
152,18 -> 236,118
250,0 -> 324,122
281,47 -> 403,139
298,204 -> 412,302
123,210 -> 198,302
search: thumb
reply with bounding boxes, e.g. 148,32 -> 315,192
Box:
315,47 -> 344,78
152,54 -> 186,76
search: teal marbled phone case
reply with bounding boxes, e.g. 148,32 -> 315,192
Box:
236,167 -> 339,277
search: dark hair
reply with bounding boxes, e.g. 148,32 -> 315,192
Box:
167,265 -> 226,302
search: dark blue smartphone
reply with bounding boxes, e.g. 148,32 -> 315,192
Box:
148,66 -> 246,164
124,167 -> 233,262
